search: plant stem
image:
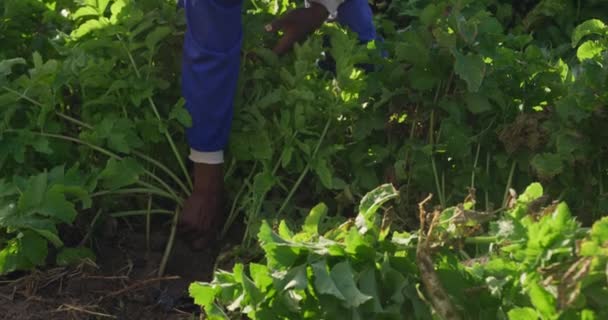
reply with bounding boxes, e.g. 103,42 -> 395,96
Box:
485,152 -> 490,212
502,161 -> 517,208
91,188 -> 179,203
429,110 -> 445,208
109,209 -> 174,218
6,129 -> 183,204
275,119 -> 332,220
138,177 -> 182,206
117,35 -> 193,191
4,97 -> 188,196
221,162 -> 258,239
471,143 -> 481,190
599,161 -> 604,196
146,196 -> 153,253
79,209 -> 103,247
465,236 -> 498,245
404,109 -> 419,207
243,132 -> 299,244
133,150 -> 191,196
1,86 -> 93,130
158,208 -> 179,277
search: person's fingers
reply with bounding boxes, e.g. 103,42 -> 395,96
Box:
177,196 -> 203,234
265,13 -> 291,33
272,30 -> 299,55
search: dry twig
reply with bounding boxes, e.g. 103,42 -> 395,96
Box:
55,304 -> 117,319
416,194 -> 462,320
104,275 -> 180,298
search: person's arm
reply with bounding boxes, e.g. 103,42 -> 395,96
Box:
265,2 -> 330,55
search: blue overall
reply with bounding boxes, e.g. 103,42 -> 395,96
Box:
180,0 -> 377,153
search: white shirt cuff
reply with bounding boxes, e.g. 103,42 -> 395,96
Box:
306,0 -> 345,17
189,149 -> 224,164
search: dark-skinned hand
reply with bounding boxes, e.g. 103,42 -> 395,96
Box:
266,2 -> 329,55
178,163 -> 223,250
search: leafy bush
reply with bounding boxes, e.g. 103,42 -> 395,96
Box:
1,0 -> 608,282
0,167 -> 96,273
190,183 -> 608,319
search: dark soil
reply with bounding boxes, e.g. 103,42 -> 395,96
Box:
0,216 -> 246,320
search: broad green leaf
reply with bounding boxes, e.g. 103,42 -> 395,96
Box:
590,217 -> 608,243
99,158 -> 143,190
36,188 -> 78,224
21,231 -> 48,267
0,179 -> 17,198
528,281 -> 557,318
277,264 -> 307,291
433,27 -> 457,49
31,137 -> 52,154
551,203 -> 575,234
518,183 -> 543,204
71,6 -> 99,20
465,93 -> 493,114
32,52 -> 43,70
303,203 -> 327,236
96,0 -> 111,15
314,159 -> 334,189
577,40 -> 605,61
345,227 -> 372,257
258,222 -> 299,267
395,31 -> 430,66
311,260 -> 345,300
531,153 -> 564,179
110,0 -> 128,22
0,238 -> 32,275
407,65 -> 439,90
71,19 -> 106,38
454,52 -> 486,92
555,59 -> 570,82
278,220 -> 294,239
249,263 -> 273,290
572,19 -> 607,47
358,267 -> 383,313
457,17 -> 479,44
234,264 -> 264,306
189,282 -> 217,308
56,247 -> 95,266
330,261 -> 372,308
18,172 -> 47,211
356,184 -> 398,233
581,309 -> 598,320
0,212 -> 63,247
252,171 -> 274,197
420,4 -> 440,26
508,307 -> 539,320
0,58 -> 26,83
169,98 -> 192,127
23,219 -> 63,247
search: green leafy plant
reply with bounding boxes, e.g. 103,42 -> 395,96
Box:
191,183 -> 608,320
0,166 -> 96,273
2,0 -> 608,296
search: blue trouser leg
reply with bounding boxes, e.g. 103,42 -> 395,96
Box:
181,0 -> 243,152
337,0 -> 378,44
318,0 -> 382,74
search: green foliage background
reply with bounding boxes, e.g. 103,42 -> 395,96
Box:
0,0 -> 607,317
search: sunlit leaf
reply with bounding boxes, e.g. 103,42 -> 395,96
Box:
572,19 -> 607,47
